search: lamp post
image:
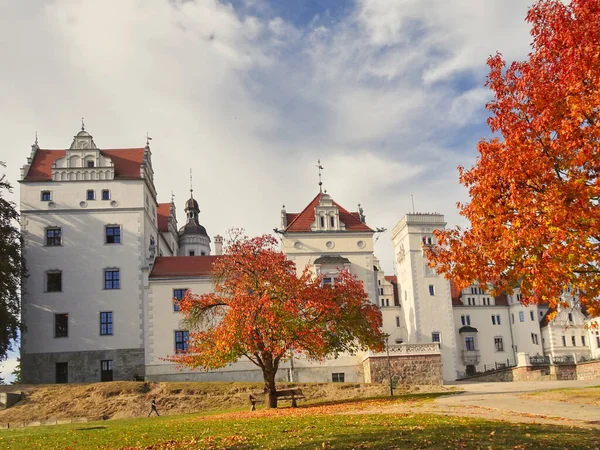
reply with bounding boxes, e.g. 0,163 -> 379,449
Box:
385,333 -> 394,397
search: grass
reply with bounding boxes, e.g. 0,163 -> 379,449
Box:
524,386 -> 600,406
0,395 -> 598,449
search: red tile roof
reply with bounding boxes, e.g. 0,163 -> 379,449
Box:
450,280 -> 463,306
384,275 -> 397,284
385,276 -> 400,306
24,148 -> 145,181
285,193 -> 374,233
150,256 -> 221,278
157,203 -> 171,233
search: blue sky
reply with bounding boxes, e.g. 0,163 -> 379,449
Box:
0,0 -> 537,382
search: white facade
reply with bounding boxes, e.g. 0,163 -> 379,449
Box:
391,213 -> 458,382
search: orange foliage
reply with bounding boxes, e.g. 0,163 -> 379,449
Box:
167,232 -> 383,406
427,0 -> 600,317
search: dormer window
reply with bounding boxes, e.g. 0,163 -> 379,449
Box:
330,216 -> 335,228
320,216 -> 325,227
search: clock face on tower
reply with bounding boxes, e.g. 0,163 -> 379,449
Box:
77,140 -> 89,149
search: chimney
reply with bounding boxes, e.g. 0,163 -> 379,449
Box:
214,235 -> 223,256
281,205 -> 287,229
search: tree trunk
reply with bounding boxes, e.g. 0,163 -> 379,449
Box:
263,367 -> 278,408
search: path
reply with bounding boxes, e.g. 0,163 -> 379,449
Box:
364,379 -> 600,429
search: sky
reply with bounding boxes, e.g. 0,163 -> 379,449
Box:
0,0 -> 538,383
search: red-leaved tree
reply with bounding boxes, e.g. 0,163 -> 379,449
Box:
169,233 -> 384,408
427,0 -> 600,317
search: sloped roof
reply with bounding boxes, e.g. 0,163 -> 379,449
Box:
285,193 -> 373,233
157,203 -> 171,232
24,148 -> 145,181
150,256 -> 220,278
384,275 -> 397,284
385,276 -> 400,306
450,280 -> 463,306
459,326 -> 478,333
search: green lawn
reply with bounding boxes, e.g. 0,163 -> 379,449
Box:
0,396 -> 598,449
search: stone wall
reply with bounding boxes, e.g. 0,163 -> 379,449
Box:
22,348 -> 144,384
551,364 -> 577,380
364,354 -> 442,385
575,360 -> 600,380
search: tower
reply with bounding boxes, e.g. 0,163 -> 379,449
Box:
177,177 -> 211,256
392,213 -> 458,381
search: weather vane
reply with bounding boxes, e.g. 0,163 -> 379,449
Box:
146,132 -> 152,146
81,117 -> 85,131
189,168 -> 193,196
316,159 -> 324,193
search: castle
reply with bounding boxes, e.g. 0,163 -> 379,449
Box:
19,127 -> 600,384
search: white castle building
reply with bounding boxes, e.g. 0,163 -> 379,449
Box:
19,128 -> 599,384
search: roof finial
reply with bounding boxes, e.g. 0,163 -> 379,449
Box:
146,132 -> 152,146
189,168 -> 193,198
171,190 -> 175,203
316,159 -> 323,193
34,131 -> 38,146
81,117 -> 85,131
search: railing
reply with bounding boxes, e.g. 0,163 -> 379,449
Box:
530,355 -> 550,365
369,343 -> 441,358
456,358 -> 517,379
578,355 -> 600,363
551,355 -> 574,365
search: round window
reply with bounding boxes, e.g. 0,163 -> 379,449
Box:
357,240 -> 366,248
294,241 -> 303,249
326,241 -> 334,249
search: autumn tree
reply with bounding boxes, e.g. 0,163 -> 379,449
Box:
169,233 -> 384,408
0,162 -> 25,361
427,0 -> 600,316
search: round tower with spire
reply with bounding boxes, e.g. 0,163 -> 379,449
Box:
178,170 -> 211,256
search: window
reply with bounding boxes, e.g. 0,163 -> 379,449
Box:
46,227 -> 62,246
175,330 -> 189,352
330,216 -> 335,228
496,315 -> 501,325
41,190 -> 51,201
173,289 -> 188,312
332,373 -> 345,382
461,315 -> 471,326
494,337 -> 504,352
189,250 -> 195,256
323,277 -> 333,286
104,269 -> 120,289
380,288 -> 384,295
562,335 -> 567,346
395,316 -> 401,327
571,336 -> 576,346
531,333 -> 539,345
320,216 -> 325,227
429,285 -> 435,296
530,311 -> 535,321
581,336 -> 586,346
596,335 -> 600,348
491,315 -> 496,325
100,360 -> 113,382
519,311 -> 525,322
46,271 -> 62,292
87,160 -> 95,168
201,251 -> 206,256
55,362 -> 68,384
87,189 -> 95,200
432,332 -> 440,343
465,337 -> 475,351
102,190 -> 110,200
568,313 -> 573,322
378,280 -> 381,286
105,226 -> 121,244
100,312 -> 113,336
516,293 -> 522,302
55,313 -> 68,338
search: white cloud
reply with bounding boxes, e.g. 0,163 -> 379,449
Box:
0,0 -> 537,281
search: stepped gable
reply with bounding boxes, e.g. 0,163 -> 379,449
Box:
285,192 -> 373,232
150,256 -> 220,278
24,148 -> 145,181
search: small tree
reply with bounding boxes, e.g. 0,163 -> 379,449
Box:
11,357 -> 21,384
427,0 -> 600,317
169,233 -> 384,408
0,162 -> 25,361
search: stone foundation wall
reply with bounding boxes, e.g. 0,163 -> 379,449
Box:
22,348 -> 144,384
364,354 -> 442,385
575,360 -> 600,380
552,364 -> 577,380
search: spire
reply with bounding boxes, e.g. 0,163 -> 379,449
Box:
81,117 -> 85,131
316,159 -> 323,193
35,131 -> 38,145
189,168 -> 194,198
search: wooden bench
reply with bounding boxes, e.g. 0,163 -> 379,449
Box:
249,388 -> 305,410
